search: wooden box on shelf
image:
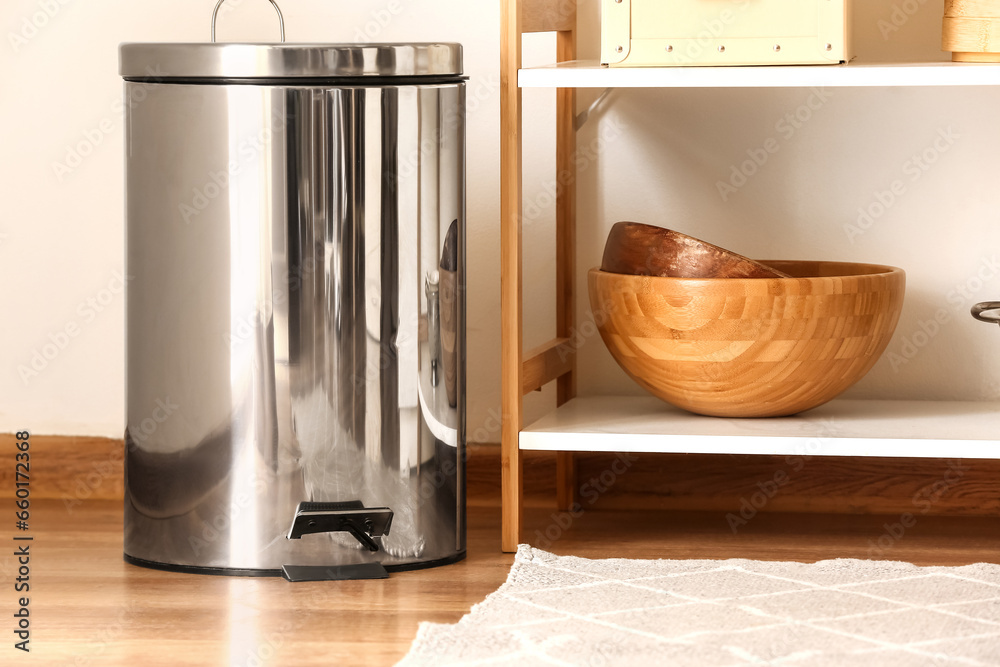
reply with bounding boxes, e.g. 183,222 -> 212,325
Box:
601,0 -> 850,67
943,0 -> 1000,62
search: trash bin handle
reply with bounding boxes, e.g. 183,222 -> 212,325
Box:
211,0 -> 286,43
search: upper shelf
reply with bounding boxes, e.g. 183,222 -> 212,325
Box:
518,59 -> 1000,88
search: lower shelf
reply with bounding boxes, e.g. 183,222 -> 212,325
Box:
520,396 -> 1000,459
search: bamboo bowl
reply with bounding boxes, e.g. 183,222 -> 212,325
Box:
588,260 -> 906,418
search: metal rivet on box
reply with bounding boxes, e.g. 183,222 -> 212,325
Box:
616,45 -> 623,53
774,45 -> 781,52
825,43 -> 833,51
718,46 -> 726,52
665,45 -> 673,52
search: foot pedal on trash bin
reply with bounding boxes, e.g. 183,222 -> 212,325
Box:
280,563 -> 389,582
285,501 -> 394,552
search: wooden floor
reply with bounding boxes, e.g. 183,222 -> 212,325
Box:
17,498 -> 1000,666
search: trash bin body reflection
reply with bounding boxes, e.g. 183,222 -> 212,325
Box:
121,43 -> 466,574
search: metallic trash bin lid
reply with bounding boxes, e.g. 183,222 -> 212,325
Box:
119,43 -> 463,81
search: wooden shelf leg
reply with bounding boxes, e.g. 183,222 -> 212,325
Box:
554,27 -> 578,512
501,0 -> 524,553
502,0 -> 578,549
556,452 -> 577,511
501,424 -> 523,552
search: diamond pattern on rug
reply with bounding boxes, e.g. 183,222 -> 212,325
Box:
739,588 -> 908,619
478,617 -> 744,667
824,608 -> 999,645
508,579 -> 688,614
946,599 -> 1000,623
397,546 -> 1000,666
923,635 -> 1000,664
841,574 -> 1000,605
463,594 -> 570,629
639,568 -> 809,600
504,561 -> 608,591
711,622 -> 880,662
599,600 -> 777,638
739,558 -> 936,587
779,648 -> 969,667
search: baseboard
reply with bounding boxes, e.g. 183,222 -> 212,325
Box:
467,444 -> 1000,516
0,434 -> 123,507
5,434 -> 997,517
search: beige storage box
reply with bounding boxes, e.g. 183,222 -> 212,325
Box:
601,0 -> 850,67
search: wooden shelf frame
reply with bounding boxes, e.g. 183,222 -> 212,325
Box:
501,0 -> 579,552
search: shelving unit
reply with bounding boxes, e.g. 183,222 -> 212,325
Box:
499,0 -> 1000,552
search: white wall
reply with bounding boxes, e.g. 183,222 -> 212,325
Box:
0,0 -> 501,437
3,0 -> 1000,439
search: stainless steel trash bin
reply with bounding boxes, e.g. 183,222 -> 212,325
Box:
120,36 -> 466,576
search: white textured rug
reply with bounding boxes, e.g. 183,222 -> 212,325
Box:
397,545 -> 1000,666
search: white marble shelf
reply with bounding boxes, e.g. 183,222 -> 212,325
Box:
519,60 -> 1000,88
520,396 -> 1000,459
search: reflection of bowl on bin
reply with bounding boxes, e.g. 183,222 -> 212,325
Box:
588,260 -> 906,418
440,220 -> 459,408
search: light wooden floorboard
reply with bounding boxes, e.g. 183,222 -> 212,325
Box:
14,498 -> 1000,665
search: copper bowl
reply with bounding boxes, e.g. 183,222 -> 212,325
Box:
601,221 -> 789,279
